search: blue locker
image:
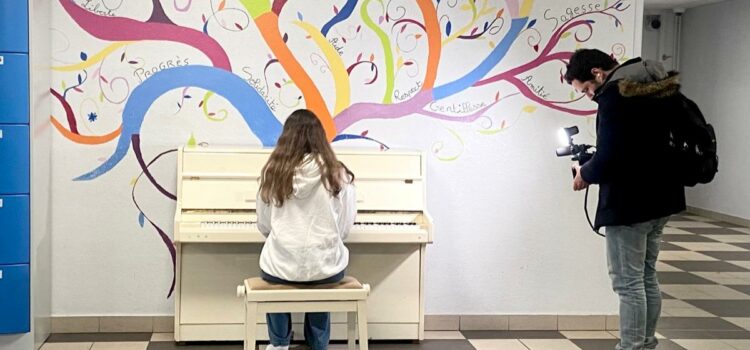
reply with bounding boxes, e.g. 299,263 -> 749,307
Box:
0,0 -> 29,53
0,125 -> 30,194
0,264 -> 30,334
0,53 -> 30,123
0,0 -> 32,340
0,195 -> 29,265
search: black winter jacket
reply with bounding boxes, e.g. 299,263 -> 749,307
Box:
581,58 -> 686,229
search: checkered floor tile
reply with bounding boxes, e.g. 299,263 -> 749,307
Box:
41,214 -> 750,349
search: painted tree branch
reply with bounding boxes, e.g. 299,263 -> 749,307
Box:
58,0 -> 231,71
334,16 -> 529,132
322,0 -> 359,36
51,88 -> 79,134
361,0 -> 396,104
293,20 -> 351,114
415,94 -> 516,123
440,0 -> 483,46
472,2 -> 631,116
272,0 -> 289,15
129,140 -> 177,297
242,0 -> 337,140
504,76 -> 593,115
417,0 -> 441,90
148,0 -> 176,25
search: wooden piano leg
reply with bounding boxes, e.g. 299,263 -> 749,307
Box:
356,300 -> 369,350
347,310 -> 356,350
245,301 -> 258,350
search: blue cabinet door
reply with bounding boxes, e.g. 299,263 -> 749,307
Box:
0,0 -> 29,53
0,53 -> 30,123
0,195 -> 29,265
0,264 -> 30,334
0,125 -> 30,194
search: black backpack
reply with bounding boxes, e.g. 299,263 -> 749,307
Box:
669,94 -> 718,186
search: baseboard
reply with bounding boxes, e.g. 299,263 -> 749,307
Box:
50,316 -> 174,334
425,314 -> 619,331
686,206 -> 750,227
50,315 -> 619,333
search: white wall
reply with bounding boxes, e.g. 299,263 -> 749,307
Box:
679,0 -> 750,220
30,0 -> 53,346
48,0 -> 644,316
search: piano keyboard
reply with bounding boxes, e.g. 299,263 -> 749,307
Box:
176,212 -> 430,243
352,222 -> 420,233
200,221 -> 256,230
197,221 -> 418,230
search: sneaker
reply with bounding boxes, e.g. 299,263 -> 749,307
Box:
264,345 -> 289,350
264,344 -> 312,350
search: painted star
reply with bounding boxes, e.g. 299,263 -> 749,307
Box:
88,112 -> 98,122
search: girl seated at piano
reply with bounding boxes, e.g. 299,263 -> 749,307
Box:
256,109 -> 357,350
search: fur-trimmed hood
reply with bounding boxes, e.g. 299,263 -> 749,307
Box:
594,58 -> 681,100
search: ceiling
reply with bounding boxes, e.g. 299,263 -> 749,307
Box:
644,0 -> 729,10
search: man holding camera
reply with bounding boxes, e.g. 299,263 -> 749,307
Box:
564,49 -> 686,350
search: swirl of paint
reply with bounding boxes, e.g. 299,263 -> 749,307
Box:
75,65 -> 282,180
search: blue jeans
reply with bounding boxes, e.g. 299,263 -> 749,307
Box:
261,270 -> 346,350
606,216 -> 670,350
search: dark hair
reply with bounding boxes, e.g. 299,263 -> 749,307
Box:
259,109 -> 354,206
564,49 -> 618,84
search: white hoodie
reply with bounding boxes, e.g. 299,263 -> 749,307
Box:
256,156 -> 357,282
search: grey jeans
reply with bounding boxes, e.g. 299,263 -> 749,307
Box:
606,216 -> 670,350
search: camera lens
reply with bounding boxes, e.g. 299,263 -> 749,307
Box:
556,146 -> 573,157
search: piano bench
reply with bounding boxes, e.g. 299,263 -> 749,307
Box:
237,276 -> 371,350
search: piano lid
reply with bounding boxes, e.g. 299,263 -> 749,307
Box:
176,146 -> 427,212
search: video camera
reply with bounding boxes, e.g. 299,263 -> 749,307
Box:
556,126 -> 602,236
555,126 -> 595,176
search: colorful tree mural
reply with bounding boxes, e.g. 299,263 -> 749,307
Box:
49,0 -> 634,296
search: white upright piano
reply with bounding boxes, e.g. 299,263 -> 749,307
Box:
173,146 -> 433,342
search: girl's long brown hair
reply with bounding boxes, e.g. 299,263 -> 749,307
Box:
259,109 -> 354,206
